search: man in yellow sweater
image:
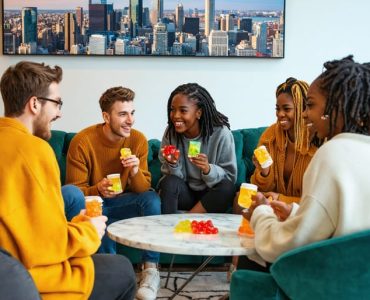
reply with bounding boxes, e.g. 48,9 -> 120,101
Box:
0,61 -> 136,300
66,86 -> 161,300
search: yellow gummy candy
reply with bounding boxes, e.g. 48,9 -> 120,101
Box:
120,148 -> 131,159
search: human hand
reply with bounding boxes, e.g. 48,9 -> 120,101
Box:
252,155 -> 270,177
121,154 -> 139,177
88,215 -> 108,239
161,145 -> 180,164
270,200 -> 292,221
189,153 -> 210,174
243,192 -> 269,220
263,191 -> 280,201
97,178 -> 116,198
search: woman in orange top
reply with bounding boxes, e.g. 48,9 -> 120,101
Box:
250,77 -> 317,205
230,77 -> 317,276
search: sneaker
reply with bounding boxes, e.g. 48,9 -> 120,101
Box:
136,268 -> 160,300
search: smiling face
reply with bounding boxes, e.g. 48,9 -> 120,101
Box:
170,93 -> 202,138
276,92 -> 295,137
103,100 -> 135,140
33,81 -> 62,140
303,79 -> 330,140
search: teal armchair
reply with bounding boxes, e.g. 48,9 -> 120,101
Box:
230,230 -> 370,300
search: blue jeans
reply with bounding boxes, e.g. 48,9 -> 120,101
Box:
62,184 -> 85,221
101,191 -> 161,264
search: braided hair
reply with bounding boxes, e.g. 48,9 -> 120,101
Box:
165,83 -> 230,144
318,55 -> 370,137
275,77 -> 310,152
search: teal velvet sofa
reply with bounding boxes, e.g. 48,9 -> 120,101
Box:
230,229 -> 370,300
48,126 -> 266,264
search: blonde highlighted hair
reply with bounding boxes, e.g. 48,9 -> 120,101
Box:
276,77 -> 310,152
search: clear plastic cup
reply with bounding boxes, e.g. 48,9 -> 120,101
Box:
107,173 -> 123,194
238,183 -> 258,209
254,145 -> 273,168
85,196 -> 103,217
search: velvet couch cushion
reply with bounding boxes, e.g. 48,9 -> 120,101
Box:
49,127 -> 267,189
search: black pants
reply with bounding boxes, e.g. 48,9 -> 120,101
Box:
89,254 -> 136,300
237,255 -> 271,273
159,174 -> 236,213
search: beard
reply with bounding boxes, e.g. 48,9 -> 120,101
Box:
33,112 -> 52,141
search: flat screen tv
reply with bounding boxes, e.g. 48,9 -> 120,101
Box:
2,0 -> 285,57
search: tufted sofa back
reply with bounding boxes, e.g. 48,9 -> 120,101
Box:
48,127 -> 266,189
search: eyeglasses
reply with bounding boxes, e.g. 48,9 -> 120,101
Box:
37,97 -> 63,110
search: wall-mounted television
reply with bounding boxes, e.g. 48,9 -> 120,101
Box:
2,0 -> 285,58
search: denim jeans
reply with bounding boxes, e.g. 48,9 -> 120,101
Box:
62,184 -> 85,221
101,191 -> 161,264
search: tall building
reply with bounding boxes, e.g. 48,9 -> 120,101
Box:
64,13 -> 77,52
88,34 -> 106,54
257,22 -> 268,55
130,0 -> 143,37
226,14 -> 235,31
22,7 -> 37,44
175,4 -> 184,31
205,0 -> 215,37
76,7 -> 83,32
208,30 -> 228,56
183,17 -> 199,36
152,0 -> 163,22
89,4 -> 108,32
238,18 -> 252,33
152,22 -> 168,55
143,7 -> 150,27
272,35 -> 284,57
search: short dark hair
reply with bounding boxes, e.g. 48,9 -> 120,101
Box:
99,86 -> 135,112
318,55 -> 370,136
0,61 -> 62,117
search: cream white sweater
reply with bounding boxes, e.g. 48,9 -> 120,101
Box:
250,133 -> 370,263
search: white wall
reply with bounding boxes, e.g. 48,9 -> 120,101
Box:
1,0 -> 369,139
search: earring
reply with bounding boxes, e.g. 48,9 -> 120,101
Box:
321,115 -> 329,120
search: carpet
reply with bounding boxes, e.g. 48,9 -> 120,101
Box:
156,271 -> 229,300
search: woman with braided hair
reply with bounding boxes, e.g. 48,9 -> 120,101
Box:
158,83 -> 237,213
230,77 -> 317,275
250,77 -> 317,205
242,55 -> 370,264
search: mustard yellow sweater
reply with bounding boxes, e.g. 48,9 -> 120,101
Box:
66,124 -> 151,195
0,118 -> 100,299
251,123 -> 317,204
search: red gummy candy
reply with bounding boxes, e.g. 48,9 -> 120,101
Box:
163,145 -> 180,160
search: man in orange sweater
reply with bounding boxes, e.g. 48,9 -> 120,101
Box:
0,61 -> 136,300
66,86 -> 161,300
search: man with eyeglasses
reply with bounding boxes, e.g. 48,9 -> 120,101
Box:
66,86 -> 161,300
0,61 -> 136,300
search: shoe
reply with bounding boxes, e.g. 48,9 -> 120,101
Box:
227,263 -> 236,283
136,268 -> 160,300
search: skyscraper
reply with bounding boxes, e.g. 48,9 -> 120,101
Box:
76,7 -> 83,32
89,4 -> 108,32
152,22 -> 167,55
208,30 -> 228,56
175,3 -> 184,31
257,22 -> 268,55
88,34 -> 106,54
130,0 -> 143,37
183,17 -> 199,36
205,0 -> 215,36
64,13 -> 77,52
22,7 -> 37,44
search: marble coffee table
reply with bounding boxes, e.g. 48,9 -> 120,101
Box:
107,213 -> 255,299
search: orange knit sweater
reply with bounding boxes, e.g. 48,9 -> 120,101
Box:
66,124 -> 151,195
0,118 -> 100,300
251,123 -> 317,204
